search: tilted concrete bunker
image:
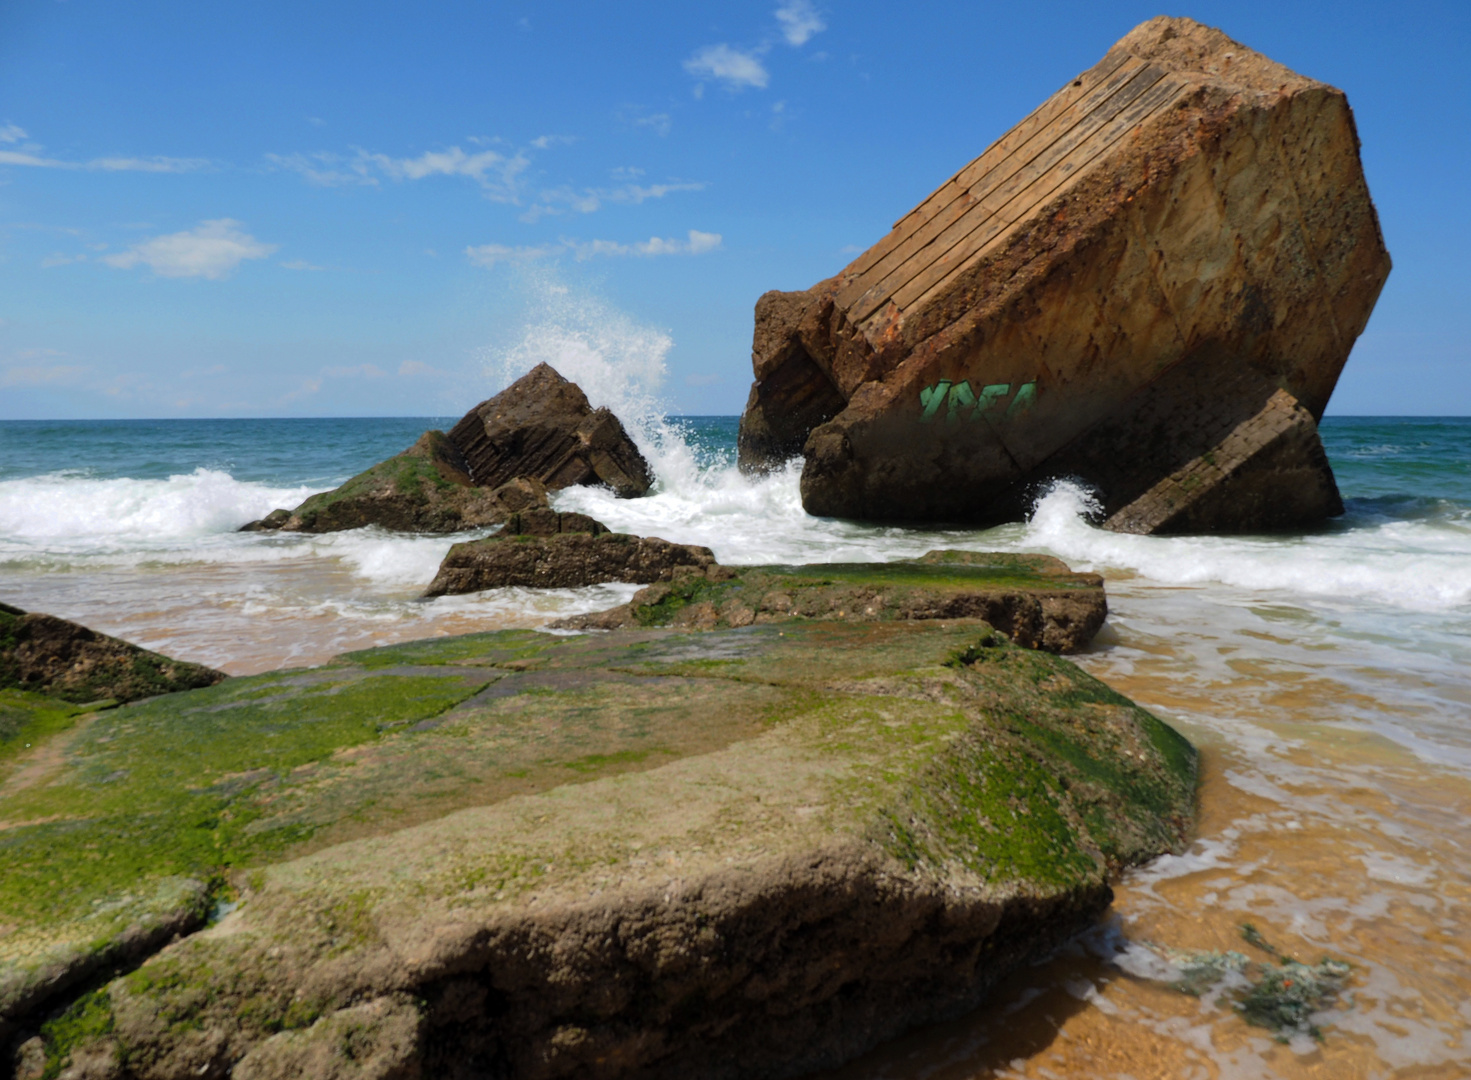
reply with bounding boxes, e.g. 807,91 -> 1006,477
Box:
737,16 -> 1390,532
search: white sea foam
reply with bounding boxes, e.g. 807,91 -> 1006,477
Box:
0,468 -> 319,552
1018,480 -> 1471,613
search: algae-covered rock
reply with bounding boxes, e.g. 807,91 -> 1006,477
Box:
554,550 -> 1107,653
244,431 -> 550,535
422,527 -> 717,596
2,619 -> 1195,1079
0,603 -> 226,705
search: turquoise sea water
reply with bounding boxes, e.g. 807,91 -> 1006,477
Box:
3,412 -> 1466,494
2,411 -> 1470,1077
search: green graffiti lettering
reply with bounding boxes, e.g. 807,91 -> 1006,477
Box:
1005,381 -> 1037,418
976,383 -> 1011,416
919,381 -> 952,422
946,380 -> 976,423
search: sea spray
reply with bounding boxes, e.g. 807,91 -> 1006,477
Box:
480,272 -> 700,487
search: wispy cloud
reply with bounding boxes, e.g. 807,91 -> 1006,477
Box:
775,0 -> 826,46
616,107 -> 673,137
0,126 -> 208,173
1,348 -> 88,387
268,144 -> 531,202
88,156 -> 211,173
465,229 -> 722,267
0,149 -> 208,172
280,377 -> 323,403
1,363 -> 89,387
271,139 -> 700,222
399,359 -> 450,377
102,219 -> 278,280
364,146 -> 530,202
683,45 -> 769,90
461,242 -> 563,267
263,152 -> 374,187
520,180 -> 705,223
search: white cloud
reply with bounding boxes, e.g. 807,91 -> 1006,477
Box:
271,136 -> 695,222
684,45 -> 769,90
399,359 -> 449,377
271,144 -> 531,202
280,259 -> 328,271
636,113 -> 672,136
102,219 -> 277,280
775,0 -> 826,46
1,364 -> 88,387
465,230 -> 722,267
281,377 -> 323,402
0,149 -> 69,168
1,349 -> 87,387
41,252 -> 85,268
617,107 -> 672,137
362,146 -> 530,202
264,152 -> 376,187
0,127 -> 207,173
520,180 -> 705,223
463,242 -> 565,267
86,156 -> 210,173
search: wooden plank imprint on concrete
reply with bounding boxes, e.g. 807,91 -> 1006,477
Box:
841,58 -> 1194,334
887,74 -> 1191,322
845,61 -> 1178,327
840,50 -> 1136,288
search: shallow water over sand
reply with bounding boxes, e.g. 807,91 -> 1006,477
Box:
819,577 -> 1471,1080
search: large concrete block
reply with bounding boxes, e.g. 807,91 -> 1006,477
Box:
737,16 -> 1389,532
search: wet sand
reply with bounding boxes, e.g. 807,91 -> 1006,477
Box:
2,558 -> 640,674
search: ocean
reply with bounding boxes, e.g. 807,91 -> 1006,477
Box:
3,402 -> 1469,1078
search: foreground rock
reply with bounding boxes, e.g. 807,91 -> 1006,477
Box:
449,362 -> 653,498
738,16 -> 1388,533
0,603 -> 225,704
554,550 -> 1106,653
1,619 -> 1195,1079
422,512 -> 716,596
240,432 -> 549,534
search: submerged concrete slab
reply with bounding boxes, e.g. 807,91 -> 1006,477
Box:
3,620 -> 1195,1079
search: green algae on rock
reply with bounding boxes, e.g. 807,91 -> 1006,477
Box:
422,528 -> 718,596
554,550 -> 1107,653
3,618 -> 1194,1079
0,604 -> 226,705
240,431 -> 549,534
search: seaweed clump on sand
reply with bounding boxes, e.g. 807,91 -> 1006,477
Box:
1145,923 -> 1353,1042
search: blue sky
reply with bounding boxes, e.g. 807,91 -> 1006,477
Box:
1,0 -> 1467,418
